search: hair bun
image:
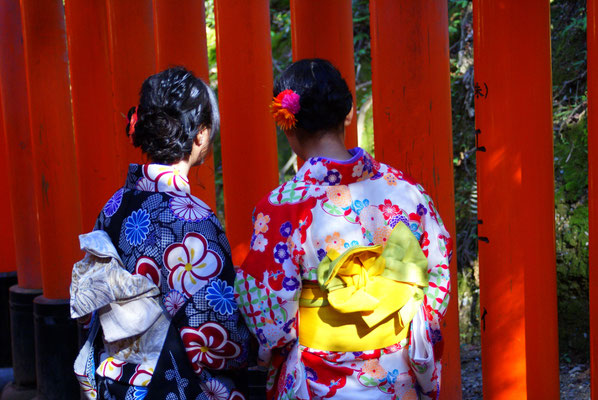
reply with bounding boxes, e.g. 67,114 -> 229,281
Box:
126,67 -> 220,164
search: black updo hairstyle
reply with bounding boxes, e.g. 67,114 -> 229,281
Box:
126,66 -> 219,164
273,58 -> 352,138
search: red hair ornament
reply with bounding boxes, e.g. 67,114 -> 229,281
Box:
128,107 -> 138,145
271,89 -> 300,130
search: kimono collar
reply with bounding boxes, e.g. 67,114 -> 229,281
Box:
294,147 -> 380,186
125,164 -> 191,195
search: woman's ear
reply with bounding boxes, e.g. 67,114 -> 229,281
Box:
194,127 -> 209,147
344,104 -> 355,127
284,128 -> 305,160
192,127 -> 211,166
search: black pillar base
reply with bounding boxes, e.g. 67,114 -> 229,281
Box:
32,296 -> 79,400
1,285 -> 41,400
0,383 -> 36,400
0,273 -> 18,368
7,286 -> 41,390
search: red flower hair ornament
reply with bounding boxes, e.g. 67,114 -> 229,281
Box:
128,107 -> 138,145
271,89 -> 300,130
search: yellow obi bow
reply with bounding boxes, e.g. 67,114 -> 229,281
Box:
299,222 -> 428,352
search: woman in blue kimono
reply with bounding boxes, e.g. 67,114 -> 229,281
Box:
71,67 -> 250,400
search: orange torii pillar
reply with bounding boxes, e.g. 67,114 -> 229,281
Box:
64,0 -> 121,231
473,1 -> 559,399
20,0 -> 82,397
0,94 -> 18,369
587,0 -> 598,397
289,0 -> 358,149
0,0 -> 43,395
214,0 -> 279,265
153,0 -> 217,210
106,0 -> 156,175
369,1 -> 461,398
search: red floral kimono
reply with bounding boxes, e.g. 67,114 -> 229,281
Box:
235,148 -> 452,400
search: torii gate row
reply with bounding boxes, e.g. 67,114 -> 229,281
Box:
0,1 -> 589,399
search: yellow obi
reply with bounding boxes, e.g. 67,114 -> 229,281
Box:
299,222 -> 429,352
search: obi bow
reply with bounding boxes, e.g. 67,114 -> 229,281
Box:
298,222 -> 429,351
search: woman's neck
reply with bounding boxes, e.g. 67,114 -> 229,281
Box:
302,132 -> 352,161
168,158 -> 191,177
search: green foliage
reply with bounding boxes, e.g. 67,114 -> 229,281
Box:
270,1 -> 292,74
550,0 -> 589,362
554,118 -> 589,362
555,117 -> 588,203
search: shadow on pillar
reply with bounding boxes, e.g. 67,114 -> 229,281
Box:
31,297 -> 78,400
1,285 -> 41,400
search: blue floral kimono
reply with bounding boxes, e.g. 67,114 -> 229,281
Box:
72,164 -> 250,400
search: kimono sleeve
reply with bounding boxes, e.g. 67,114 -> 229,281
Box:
415,187 -> 452,325
234,201 -> 302,366
408,188 -> 452,397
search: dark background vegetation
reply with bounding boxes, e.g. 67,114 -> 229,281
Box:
206,0 -> 590,364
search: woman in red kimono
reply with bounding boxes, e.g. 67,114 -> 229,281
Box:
235,59 -> 452,400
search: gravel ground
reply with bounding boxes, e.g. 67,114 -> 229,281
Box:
460,343 -> 591,399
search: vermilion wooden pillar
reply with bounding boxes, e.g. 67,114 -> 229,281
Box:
214,0 -> 279,264
473,1 -> 559,399
153,0 -> 217,210
20,0 -> 83,300
0,92 -> 16,275
0,1 -> 42,392
20,1 -> 81,397
0,0 -> 42,288
369,2 -> 461,398
587,0 -> 598,397
106,0 -> 156,174
289,0 -> 357,149
65,0 -> 120,231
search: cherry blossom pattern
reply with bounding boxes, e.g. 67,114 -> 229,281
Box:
324,169 -> 342,185
378,199 -> 401,220
180,322 -> 241,374
128,365 -> 153,386
200,379 -> 230,400
98,357 -> 125,381
352,160 -> 364,177
164,232 -> 222,297
163,290 -> 186,316
74,373 -> 97,399
135,256 -> 161,287
251,234 -> 268,252
384,173 -> 398,186
143,164 -> 190,193
169,195 -> 211,222
308,161 -> 328,181
279,221 -> 292,238
325,232 -> 345,251
254,212 -> 270,234
362,359 -> 387,380
124,209 -> 151,246
273,243 -> 290,264
103,188 -> 124,217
